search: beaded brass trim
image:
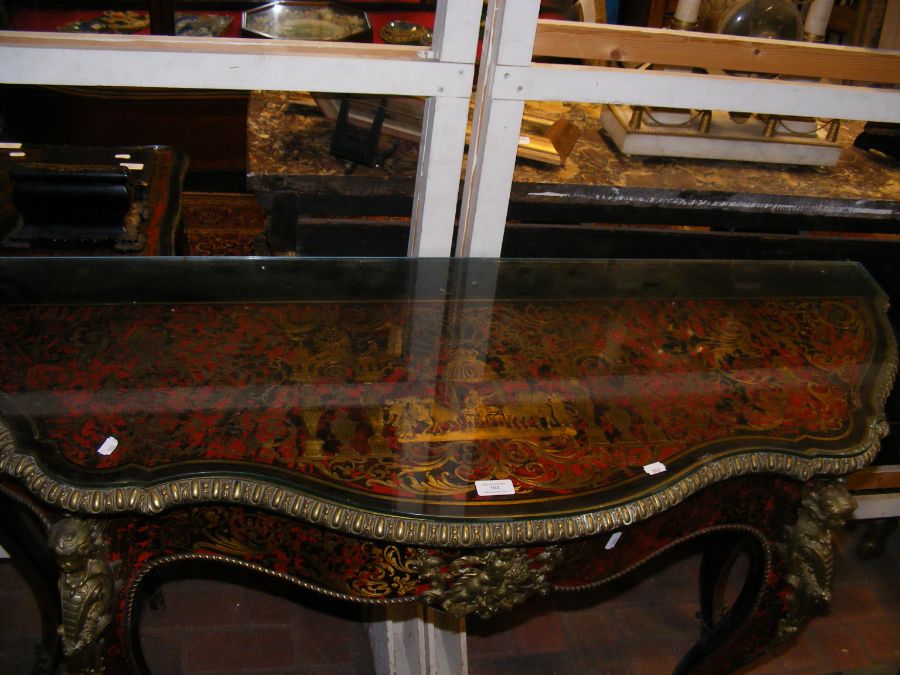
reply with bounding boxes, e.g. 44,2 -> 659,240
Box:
0,413 -> 890,548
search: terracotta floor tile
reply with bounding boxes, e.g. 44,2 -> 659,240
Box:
856,615 -> 900,663
510,600 -> 569,654
468,611 -> 526,658
629,646 -> 694,675
808,622 -> 872,672
183,627 -> 295,673
291,601 -> 368,666
0,638 -> 38,674
237,586 -> 295,627
141,632 -> 184,675
469,650 -> 585,675
607,602 -> 699,648
558,607 -> 623,654
0,563 -> 22,586
741,622 -> 831,675
0,592 -> 37,637
826,583 -> 883,622
140,579 -> 241,630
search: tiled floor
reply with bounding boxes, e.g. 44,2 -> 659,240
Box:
1,524 -> 897,674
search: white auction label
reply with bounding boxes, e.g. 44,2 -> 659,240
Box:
114,153 -> 132,160
475,479 -> 516,496
119,162 -> 144,171
518,135 -> 531,145
643,461 -> 667,475
0,142 -> 23,149
97,436 -> 119,456
605,532 -> 622,550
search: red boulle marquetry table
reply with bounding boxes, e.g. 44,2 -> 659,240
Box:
0,257 -> 896,674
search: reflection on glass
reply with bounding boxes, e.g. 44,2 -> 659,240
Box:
242,2 -> 371,41
0,259 -> 892,520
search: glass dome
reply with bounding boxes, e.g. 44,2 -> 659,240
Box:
700,0 -> 802,40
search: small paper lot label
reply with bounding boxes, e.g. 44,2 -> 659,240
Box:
643,461 -> 667,475
475,479 -> 516,496
605,532 -> 622,550
97,436 -> 119,456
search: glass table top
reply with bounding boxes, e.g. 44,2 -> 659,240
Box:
0,258 -> 894,522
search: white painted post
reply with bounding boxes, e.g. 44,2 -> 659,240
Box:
369,604 -> 467,675
408,90 -> 470,257
431,0 -> 483,64
456,0 -> 541,258
408,0 -> 483,256
407,0 -> 482,257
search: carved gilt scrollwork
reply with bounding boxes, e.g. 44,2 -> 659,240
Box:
50,517 -> 119,675
413,545 -> 565,618
776,479 -> 856,640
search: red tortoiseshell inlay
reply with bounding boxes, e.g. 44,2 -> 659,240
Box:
0,294 -> 877,506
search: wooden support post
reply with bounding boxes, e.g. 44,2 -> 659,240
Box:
409,0 -> 481,257
369,604 -> 467,675
457,0 -> 541,257
409,95 -> 470,257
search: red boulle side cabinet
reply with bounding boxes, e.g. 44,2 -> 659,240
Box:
0,257 -> 896,673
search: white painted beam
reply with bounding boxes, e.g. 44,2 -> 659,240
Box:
853,493 -> 900,519
0,33 -> 474,96
495,63 -> 900,123
369,604 -> 467,675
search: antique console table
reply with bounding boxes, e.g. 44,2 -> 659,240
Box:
0,257 -> 896,674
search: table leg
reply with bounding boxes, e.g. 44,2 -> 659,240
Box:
697,533 -> 765,634
49,517 -> 119,675
675,531 -> 769,674
675,479 -> 856,674
0,486 -> 61,674
369,604 -> 467,675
